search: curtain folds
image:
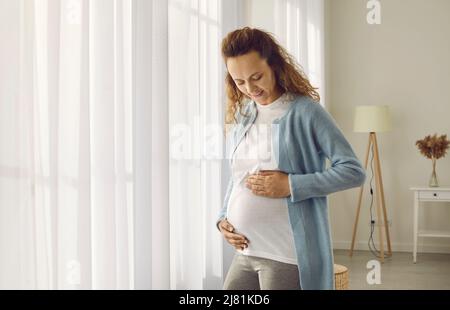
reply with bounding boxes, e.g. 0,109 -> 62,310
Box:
168,0 -> 224,290
0,0 -> 234,290
0,0 -> 322,290
0,0 -> 142,289
274,0 -> 326,106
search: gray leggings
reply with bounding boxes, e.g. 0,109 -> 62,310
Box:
223,253 -> 301,290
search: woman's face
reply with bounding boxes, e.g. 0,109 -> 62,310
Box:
226,50 -> 282,105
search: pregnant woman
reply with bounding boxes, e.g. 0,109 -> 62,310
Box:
216,27 -> 366,290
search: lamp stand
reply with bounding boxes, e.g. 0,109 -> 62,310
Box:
349,132 -> 392,262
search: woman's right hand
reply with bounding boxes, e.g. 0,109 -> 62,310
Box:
219,219 -> 249,251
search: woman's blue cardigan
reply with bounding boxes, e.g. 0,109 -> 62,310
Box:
217,95 -> 366,290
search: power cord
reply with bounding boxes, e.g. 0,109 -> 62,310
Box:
367,142 -> 392,259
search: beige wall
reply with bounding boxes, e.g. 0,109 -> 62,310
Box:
247,0 -> 450,253
326,0 -> 450,253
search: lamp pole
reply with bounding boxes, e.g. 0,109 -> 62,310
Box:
349,132 -> 392,262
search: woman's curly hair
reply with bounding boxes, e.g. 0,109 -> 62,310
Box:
221,27 -> 320,126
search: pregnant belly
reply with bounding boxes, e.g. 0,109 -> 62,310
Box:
227,184 -> 288,236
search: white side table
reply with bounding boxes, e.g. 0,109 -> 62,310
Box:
410,187 -> 450,263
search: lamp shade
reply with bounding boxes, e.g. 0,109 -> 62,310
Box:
353,105 -> 391,133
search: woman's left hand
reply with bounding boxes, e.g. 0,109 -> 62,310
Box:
245,170 -> 291,198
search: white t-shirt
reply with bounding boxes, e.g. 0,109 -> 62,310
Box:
226,92 -> 298,265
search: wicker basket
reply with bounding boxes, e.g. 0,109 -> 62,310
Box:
334,264 -> 349,290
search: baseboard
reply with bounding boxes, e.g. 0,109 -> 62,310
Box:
333,241 -> 450,254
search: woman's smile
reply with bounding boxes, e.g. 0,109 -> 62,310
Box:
251,89 -> 264,99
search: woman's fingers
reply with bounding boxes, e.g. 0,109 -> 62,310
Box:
257,170 -> 276,175
224,231 -> 248,242
229,238 -> 248,248
223,231 -> 249,246
246,177 -> 265,186
219,220 -> 249,249
219,219 -> 234,233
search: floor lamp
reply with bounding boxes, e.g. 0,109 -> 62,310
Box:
349,105 -> 392,262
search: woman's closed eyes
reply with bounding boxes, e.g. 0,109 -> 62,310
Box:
235,74 -> 263,85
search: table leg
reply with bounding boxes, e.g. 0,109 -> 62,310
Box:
413,191 -> 419,263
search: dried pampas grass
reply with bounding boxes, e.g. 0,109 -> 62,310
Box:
416,134 -> 450,160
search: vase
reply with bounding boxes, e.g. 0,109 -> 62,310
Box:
429,158 -> 439,187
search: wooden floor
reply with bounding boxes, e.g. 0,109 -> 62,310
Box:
333,249 -> 450,289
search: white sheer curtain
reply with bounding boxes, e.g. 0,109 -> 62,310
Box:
0,0 -> 169,289
274,0 -> 325,106
168,0 -> 221,290
168,0 -> 244,289
1,0 -> 325,291
0,0 -> 243,290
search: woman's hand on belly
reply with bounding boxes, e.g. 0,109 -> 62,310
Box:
245,170 -> 291,198
218,219 -> 249,250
